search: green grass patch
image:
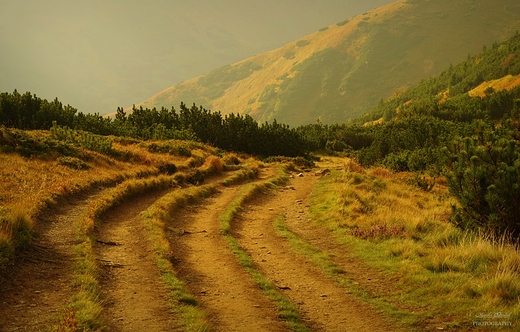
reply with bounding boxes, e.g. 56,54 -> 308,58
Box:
218,170 -> 309,332
307,168 -> 520,330
141,183 -> 220,331
274,215 -> 345,277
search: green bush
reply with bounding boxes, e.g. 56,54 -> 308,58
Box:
445,120 -> 520,238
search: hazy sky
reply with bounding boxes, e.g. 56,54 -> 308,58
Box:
0,0 -> 394,114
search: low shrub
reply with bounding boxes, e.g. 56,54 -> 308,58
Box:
222,153 -> 240,165
57,157 -> 91,170
158,163 -> 177,175
201,156 -> 223,174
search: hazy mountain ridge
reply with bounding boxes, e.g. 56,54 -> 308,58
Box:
359,30 -> 520,124
129,0 -> 520,126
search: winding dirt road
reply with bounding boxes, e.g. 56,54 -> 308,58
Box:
168,185 -> 287,332
95,189 -> 176,331
0,165 -> 406,331
233,172 -> 404,332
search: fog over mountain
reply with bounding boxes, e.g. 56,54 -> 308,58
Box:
0,0 -> 393,114
130,0 -> 520,125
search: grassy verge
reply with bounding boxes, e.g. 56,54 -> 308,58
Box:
273,213 -> 417,325
57,154 -> 252,331
0,128 -> 210,267
219,167 -> 310,332
308,164 -> 520,330
141,183 -> 220,332
58,175 -> 176,330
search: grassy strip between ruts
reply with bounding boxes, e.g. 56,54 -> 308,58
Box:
56,174 -> 176,331
272,214 -> 417,326
219,166 -> 311,332
141,182 -> 220,332
138,162 -> 265,331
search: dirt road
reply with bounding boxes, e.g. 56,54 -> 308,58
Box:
167,185 -> 287,332
0,191 -> 103,331
95,189 -> 176,331
0,165 -> 405,331
233,172 -> 403,332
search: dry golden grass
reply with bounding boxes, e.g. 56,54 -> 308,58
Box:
0,132 -> 207,266
310,160 -> 520,328
468,74 -> 520,97
200,155 -> 224,174
344,159 -> 365,173
221,153 -> 241,166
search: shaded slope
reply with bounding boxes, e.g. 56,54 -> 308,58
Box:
359,31 -> 520,123
128,0 -> 520,126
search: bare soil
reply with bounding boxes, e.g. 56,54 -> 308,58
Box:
167,184 -> 287,332
233,170 -> 405,332
0,165 -> 409,331
95,189 -> 177,331
0,190 -> 104,331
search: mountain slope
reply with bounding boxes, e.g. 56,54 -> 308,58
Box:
129,0 -> 520,126
359,30 -> 520,124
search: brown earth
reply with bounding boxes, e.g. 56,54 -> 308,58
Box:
167,184 -> 287,332
0,190 -> 105,331
95,189 -> 177,331
0,164 -> 410,331
233,169 -> 405,332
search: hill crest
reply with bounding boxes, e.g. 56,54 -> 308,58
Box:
125,0 -> 520,126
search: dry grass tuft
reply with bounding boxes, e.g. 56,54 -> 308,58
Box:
56,308 -> 79,332
222,153 -> 241,165
202,155 -> 224,174
350,222 -> 407,240
369,167 -> 393,178
344,159 -> 364,173
1,206 -> 34,250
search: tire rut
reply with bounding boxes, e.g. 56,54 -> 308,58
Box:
234,174 -> 405,332
95,189 -> 176,331
168,183 -> 287,332
0,190 -> 105,331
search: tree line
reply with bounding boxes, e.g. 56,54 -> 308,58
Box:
0,90 -> 308,158
3,31 -> 520,238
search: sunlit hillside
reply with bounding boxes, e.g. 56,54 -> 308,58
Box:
126,0 -> 520,126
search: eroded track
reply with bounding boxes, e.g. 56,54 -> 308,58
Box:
1,166 -> 405,331
95,189 -> 176,331
0,191 -> 104,331
233,173 -> 404,332
167,184 -> 287,332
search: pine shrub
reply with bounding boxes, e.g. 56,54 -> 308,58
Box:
445,120 -> 520,238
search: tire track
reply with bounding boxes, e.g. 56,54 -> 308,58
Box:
233,174 -> 405,332
95,189 -> 177,331
167,183 -> 287,332
0,190 -> 104,331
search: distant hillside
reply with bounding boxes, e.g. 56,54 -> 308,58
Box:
359,31 -> 520,124
126,0 -> 520,126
